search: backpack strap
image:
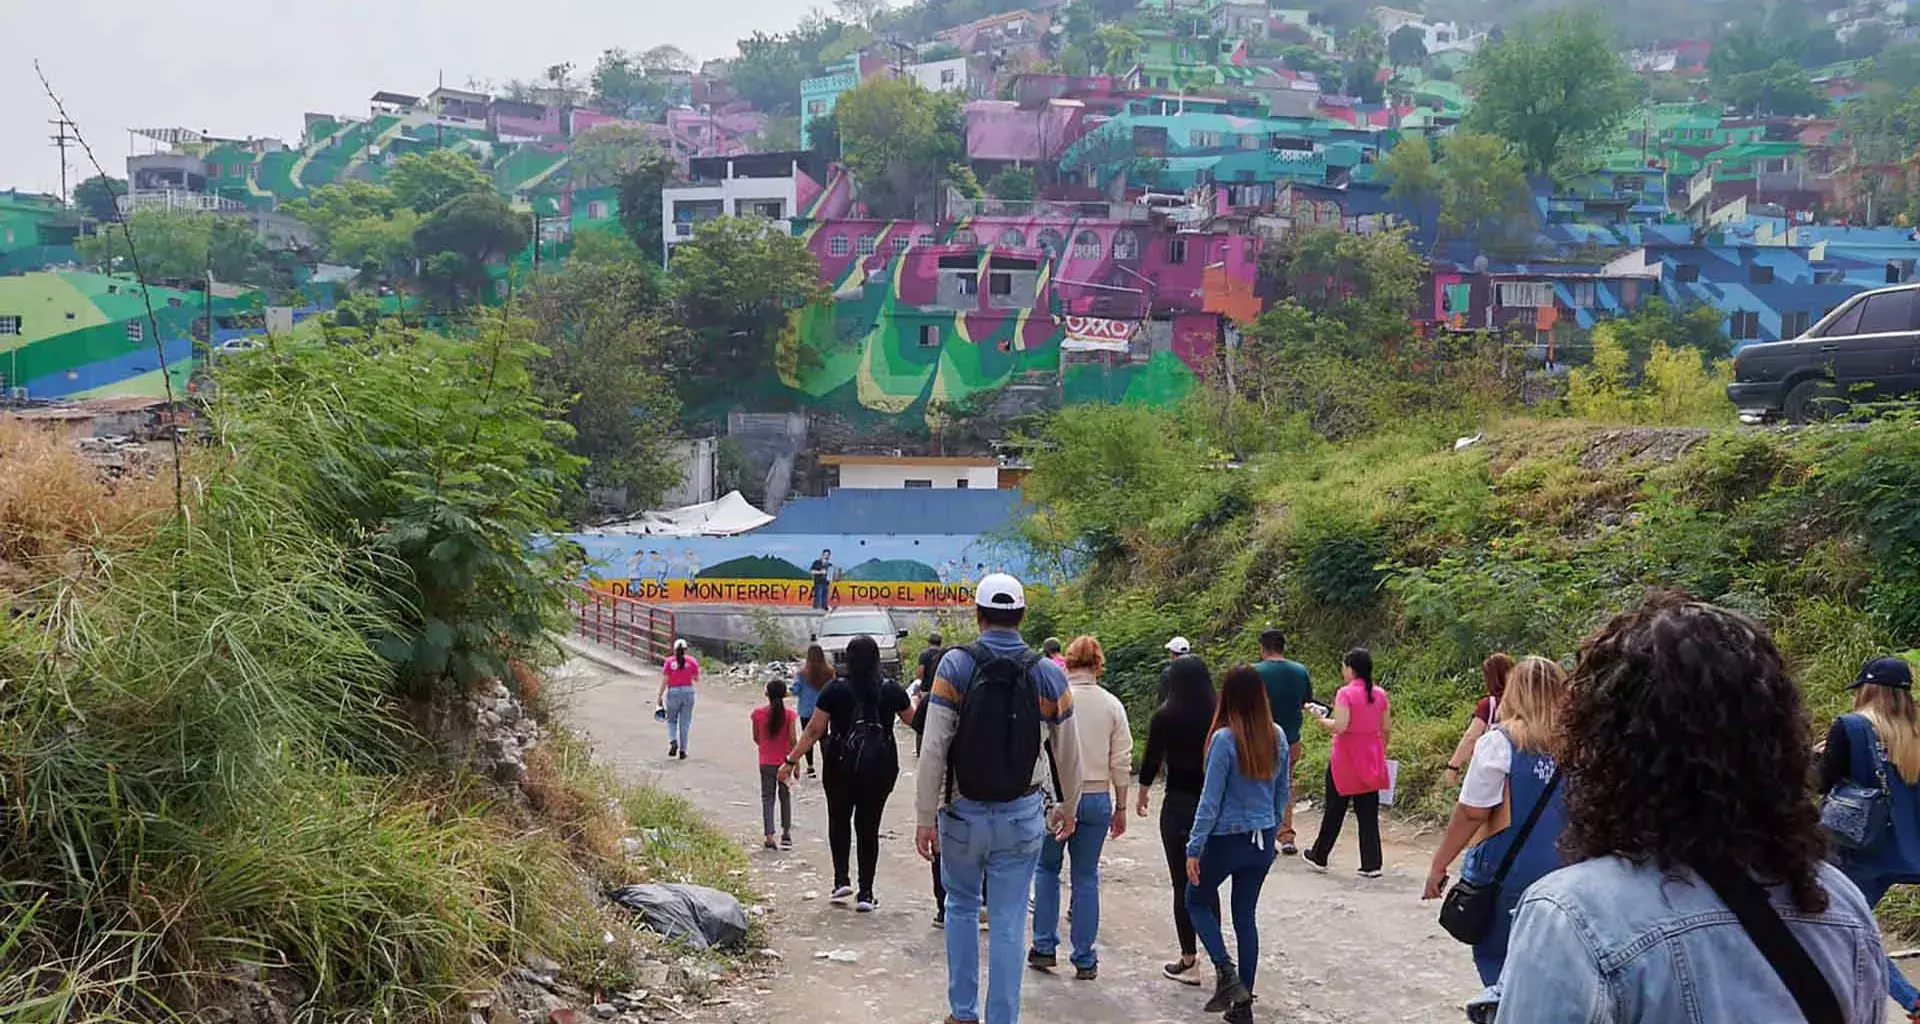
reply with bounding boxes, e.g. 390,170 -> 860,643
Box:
1489,764 -> 1558,886
1694,865 -> 1845,1024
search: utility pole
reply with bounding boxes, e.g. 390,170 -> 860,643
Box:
49,118 -> 76,204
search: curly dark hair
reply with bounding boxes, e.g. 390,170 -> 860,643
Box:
1560,591 -> 1829,913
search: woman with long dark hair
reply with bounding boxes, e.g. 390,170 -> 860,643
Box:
779,635 -> 913,911
1497,593 -> 1886,1021
1137,654 -> 1218,986
655,638 -> 700,760
1305,648 -> 1391,877
791,644 -> 833,777
751,678 -> 797,849
1182,665 -> 1286,1024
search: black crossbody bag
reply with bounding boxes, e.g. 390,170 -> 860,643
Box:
1438,767 -> 1561,945
1695,865 -> 1845,1024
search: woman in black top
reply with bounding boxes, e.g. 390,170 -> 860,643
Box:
1135,654 -> 1217,985
781,636 -> 914,912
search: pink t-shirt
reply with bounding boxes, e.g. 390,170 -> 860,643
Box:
1330,679 -> 1392,796
663,655 -> 700,688
750,705 -> 795,766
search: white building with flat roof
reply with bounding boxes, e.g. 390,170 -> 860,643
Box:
821,455 -> 1002,490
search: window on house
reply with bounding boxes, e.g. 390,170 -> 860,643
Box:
1567,282 -> 1597,308
1782,310 -> 1812,337
904,479 -> 934,488
828,234 -> 851,256
999,228 -> 1026,248
0,316 -> 20,335
856,235 -> 876,256
1888,259 -> 1915,283
748,200 -> 784,218
1189,130 -> 1222,148
919,324 -> 941,347
807,99 -> 826,116
941,69 -> 957,84
953,228 -> 978,246
1168,238 -> 1188,263
126,320 -> 144,342
1674,264 -> 1700,282
1112,230 -> 1140,260
1750,264 -> 1774,284
1072,231 -> 1103,259
989,273 -> 1013,295
958,276 -> 979,296
916,232 -> 937,247
1495,282 -> 1553,307
1729,310 -> 1760,340
586,200 -> 609,220
892,235 -> 913,254
956,478 -> 970,489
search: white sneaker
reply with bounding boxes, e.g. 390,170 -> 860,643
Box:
856,894 -> 878,913
830,885 -> 855,902
1357,868 -> 1383,879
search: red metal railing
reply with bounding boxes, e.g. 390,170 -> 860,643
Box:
570,584 -> 677,663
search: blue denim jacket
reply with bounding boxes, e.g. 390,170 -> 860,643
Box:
1493,857 -> 1887,1023
1185,726 -> 1289,857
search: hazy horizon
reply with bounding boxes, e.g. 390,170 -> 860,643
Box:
6,0 -> 825,197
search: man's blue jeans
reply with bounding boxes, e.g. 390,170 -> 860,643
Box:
1030,791 -> 1112,969
940,792 -> 1047,1024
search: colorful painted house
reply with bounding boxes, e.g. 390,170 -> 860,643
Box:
783,195 -> 1261,422
0,191 -> 82,275
0,271 -> 262,399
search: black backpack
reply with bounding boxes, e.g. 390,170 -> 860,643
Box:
837,681 -> 899,781
947,643 -> 1044,803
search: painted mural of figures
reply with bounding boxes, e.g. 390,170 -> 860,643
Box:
625,549 -> 648,593
650,551 -> 669,585
683,548 -> 701,580
938,559 -> 955,585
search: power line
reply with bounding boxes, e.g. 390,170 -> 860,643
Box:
34,60 -> 184,515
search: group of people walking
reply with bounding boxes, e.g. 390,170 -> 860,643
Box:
663,580 -> 1920,1024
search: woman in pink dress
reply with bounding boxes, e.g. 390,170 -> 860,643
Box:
1304,648 -> 1392,877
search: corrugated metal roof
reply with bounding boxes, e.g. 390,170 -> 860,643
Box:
759,488 -> 1031,536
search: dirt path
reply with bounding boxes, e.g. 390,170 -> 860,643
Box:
554,652 -> 1481,1024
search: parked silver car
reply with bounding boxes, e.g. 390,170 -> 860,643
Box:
813,606 -> 908,680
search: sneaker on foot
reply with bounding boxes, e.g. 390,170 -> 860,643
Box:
1358,867 -> 1383,879
678,750 -> 688,760
780,833 -> 793,849
1280,841 -> 1299,856
1302,850 -> 1329,873
856,894 -> 877,913
1074,965 -> 1098,981
830,885 -> 855,902
1163,958 -> 1203,985
1027,949 -> 1057,970
667,742 -> 678,758
932,907 -> 946,928
763,836 -> 777,850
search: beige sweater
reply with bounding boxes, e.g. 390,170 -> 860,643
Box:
1066,669 -> 1133,794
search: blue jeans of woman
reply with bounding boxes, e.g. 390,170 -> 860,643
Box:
1185,828 -> 1277,993
663,686 -> 695,752
1844,867 -> 1920,1010
1031,791 -> 1114,969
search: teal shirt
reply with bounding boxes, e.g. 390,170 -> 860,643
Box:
1255,658 -> 1313,745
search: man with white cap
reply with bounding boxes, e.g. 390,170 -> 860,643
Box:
917,573 -> 1084,1024
1158,636 -> 1193,703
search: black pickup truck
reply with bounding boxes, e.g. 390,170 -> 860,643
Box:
1727,283 -> 1920,423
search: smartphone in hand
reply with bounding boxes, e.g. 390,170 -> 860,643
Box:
1306,701 -> 1332,719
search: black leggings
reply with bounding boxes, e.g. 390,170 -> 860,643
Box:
1159,788 -> 1203,956
798,716 -> 815,770
824,770 -> 895,894
1308,767 -> 1382,873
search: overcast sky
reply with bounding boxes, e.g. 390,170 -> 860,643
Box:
5,0 -> 819,196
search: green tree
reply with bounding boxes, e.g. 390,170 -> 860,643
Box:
284,180 -> 401,246
1715,60 -> 1828,116
1345,60 -> 1386,103
833,77 -> 969,219
71,174 -> 125,222
569,123 -> 669,188
77,210 -> 270,285
1282,46 -> 1338,77
1260,228 -> 1423,357
525,254 -> 680,515
1842,85 -> 1920,164
413,192 -> 532,304
1465,10 -> 1636,178
1381,134 -> 1441,240
1093,24 -> 1144,75
1433,132 -> 1532,244
589,48 -> 675,118
987,167 -> 1038,201
615,150 -> 680,263
385,151 -> 491,214
666,217 -> 827,411
1388,24 -> 1428,68
1709,7 -> 1841,113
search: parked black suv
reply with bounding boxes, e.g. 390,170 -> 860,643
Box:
1727,283 -> 1920,423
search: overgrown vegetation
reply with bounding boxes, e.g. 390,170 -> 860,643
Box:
0,317 -> 745,1020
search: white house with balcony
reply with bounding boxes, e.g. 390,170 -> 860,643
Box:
904,57 -> 987,98
659,151 -> 823,260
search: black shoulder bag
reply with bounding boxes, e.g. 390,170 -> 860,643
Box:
1438,767 -> 1561,945
1695,865 -> 1845,1024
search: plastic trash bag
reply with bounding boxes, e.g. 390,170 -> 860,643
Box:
609,883 -> 748,950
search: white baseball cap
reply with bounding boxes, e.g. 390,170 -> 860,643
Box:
1166,636 -> 1192,655
975,572 -> 1026,610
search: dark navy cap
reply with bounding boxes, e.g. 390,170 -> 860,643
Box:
1850,656 -> 1914,690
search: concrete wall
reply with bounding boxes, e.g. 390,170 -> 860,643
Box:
837,463 -> 1000,489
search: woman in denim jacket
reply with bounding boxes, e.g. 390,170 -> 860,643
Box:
1183,665 -> 1288,1024
1495,593 -> 1887,1023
